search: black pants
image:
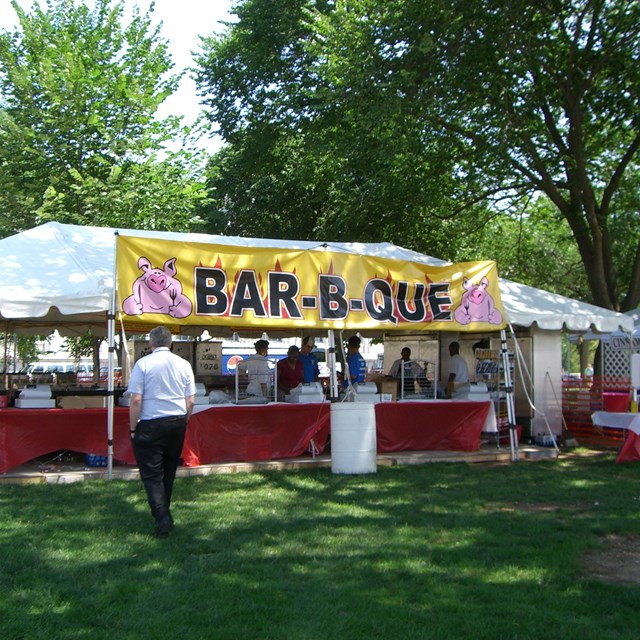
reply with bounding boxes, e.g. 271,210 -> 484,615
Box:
132,415 -> 187,523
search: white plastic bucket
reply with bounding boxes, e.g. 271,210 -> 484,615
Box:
330,402 -> 377,474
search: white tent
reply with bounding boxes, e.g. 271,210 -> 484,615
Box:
1,222 -> 633,471
0,222 -> 633,336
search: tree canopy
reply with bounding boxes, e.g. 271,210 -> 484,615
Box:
0,0 -> 207,235
195,0 -> 640,310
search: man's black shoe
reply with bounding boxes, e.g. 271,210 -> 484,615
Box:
154,516 -> 173,538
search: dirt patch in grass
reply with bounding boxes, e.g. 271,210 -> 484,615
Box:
512,502 -> 574,513
583,534 -> 640,585
498,504 -> 640,584
497,501 -> 593,514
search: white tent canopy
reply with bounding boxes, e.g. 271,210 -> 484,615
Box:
0,222 -> 633,336
497,279 -> 634,332
627,309 -> 640,331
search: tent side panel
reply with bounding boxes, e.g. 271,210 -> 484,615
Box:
530,327 -> 563,438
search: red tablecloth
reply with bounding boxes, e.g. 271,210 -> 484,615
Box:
0,407 -> 135,473
616,432 -> 640,463
591,411 -> 640,463
0,403 -> 331,474
375,400 -> 490,452
182,403 -> 330,465
1,400 -> 486,474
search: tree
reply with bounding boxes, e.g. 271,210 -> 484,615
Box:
389,0 -> 640,311
195,0 -> 640,309
1,333 -> 41,371
0,0 -> 206,235
463,197 -> 590,300
194,0 -> 484,257
62,332 -> 107,384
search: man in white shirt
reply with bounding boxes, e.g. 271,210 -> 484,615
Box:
128,326 -> 196,538
446,341 -> 470,398
244,339 -> 272,398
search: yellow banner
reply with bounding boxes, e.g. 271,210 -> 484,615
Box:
116,235 -> 506,331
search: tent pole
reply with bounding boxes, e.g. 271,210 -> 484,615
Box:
106,232 -> 119,480
500,329 -> 519,462
2,330 -> 7,373
327,330 -> 339,401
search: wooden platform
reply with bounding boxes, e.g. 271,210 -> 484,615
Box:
0,444 -> 560,485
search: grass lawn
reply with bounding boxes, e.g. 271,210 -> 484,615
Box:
1,452 -> 640,639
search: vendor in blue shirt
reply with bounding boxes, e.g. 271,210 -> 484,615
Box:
343,335 -> 367,388
298,336 -> 320,383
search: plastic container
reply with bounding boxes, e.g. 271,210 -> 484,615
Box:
534,434 -> 557,447
85,454 -> 108,467
330,402 -> 377,474
602,392 -> 630,413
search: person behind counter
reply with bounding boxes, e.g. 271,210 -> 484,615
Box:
277,345 -> 305,401
245,339 -> 272,399
389,347 -> 423,397
445,340 -> 470,398
298,336 -> 320,383
127,326 -> 196,538
343,335 -> 367,389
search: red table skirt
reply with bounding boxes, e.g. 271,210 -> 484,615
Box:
375,401 -> 490,452
0,400 -> 488,474
182,403 -> 330,465
0,404 -> 330,474
617,431 -> 640,463
0,408 -> 135,473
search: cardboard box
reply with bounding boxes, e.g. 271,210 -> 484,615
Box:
375,377 -> 398,401
59,396 -> 107,409
356,393 -> 392,403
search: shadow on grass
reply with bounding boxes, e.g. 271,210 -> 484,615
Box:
1,455 -> 640,639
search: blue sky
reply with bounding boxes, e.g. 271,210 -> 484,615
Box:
0,0 -> 235,149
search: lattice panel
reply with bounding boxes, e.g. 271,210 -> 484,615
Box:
603,340 -> 640,378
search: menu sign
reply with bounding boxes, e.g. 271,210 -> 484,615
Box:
195,342 -> 222,377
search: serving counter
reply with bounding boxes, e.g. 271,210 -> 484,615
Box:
0,404 -> 331,474
182,403 -> 330,466
0,407 -> 134,473
0,399 -> 492,474
375,400 -> 492,452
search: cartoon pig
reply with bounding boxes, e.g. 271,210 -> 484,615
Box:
122,257 -> 192,319
454,276 -> 503,325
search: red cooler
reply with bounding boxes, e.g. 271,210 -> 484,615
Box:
602,392 -> 630,413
